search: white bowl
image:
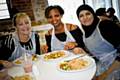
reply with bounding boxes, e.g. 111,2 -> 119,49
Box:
57,55 -> 95,73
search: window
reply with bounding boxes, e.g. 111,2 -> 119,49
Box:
0,0 -> 10,20
85,0 -> 120,20
47,0 -> 120,22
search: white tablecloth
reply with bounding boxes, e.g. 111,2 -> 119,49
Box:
8,51 -> 96,80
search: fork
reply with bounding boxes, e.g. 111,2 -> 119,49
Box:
65,54 -> 87,62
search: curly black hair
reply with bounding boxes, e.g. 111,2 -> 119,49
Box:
45,5 -> 64,18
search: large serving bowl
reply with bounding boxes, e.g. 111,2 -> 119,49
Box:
57,55 -> 96,80
58,55 -> 93,72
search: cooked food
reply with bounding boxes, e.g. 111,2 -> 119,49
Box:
60,58 -> 89,71
13,75 -> 32,80
32,54 -> 38,61
14,60 -> 22,64
44,51 -> 65,61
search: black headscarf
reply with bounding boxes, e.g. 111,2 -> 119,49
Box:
76,4 -> 99,37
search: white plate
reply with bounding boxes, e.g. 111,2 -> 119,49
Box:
57,55 -> 95,73
42,50 -> 70,61
13,55 -> 40,66
13,57 -> 24,66
8,67 -> 36,80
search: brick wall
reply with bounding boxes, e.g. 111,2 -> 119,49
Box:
0,0 -> 48,33
11,0 -> 48,22
11,0 -> 35,20
32,0 -> 48,22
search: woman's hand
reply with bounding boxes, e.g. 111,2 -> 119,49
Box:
72,47 -> 86,55
40,45 -> 48,54
64,42 -> 78,50
0,60 -> 13,68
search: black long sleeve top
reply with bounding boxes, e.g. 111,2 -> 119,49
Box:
45,26 -> 86,52
99,20 -> 120,50
0,32 -> 40,60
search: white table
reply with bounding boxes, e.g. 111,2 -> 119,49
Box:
8,51 -> 96,80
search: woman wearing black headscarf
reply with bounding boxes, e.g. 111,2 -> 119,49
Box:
76,4 -> 120,78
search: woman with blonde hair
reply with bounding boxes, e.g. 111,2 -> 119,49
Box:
1,12 -> 40,61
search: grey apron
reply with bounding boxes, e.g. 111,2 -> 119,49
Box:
51,24 -> 76,51
8,32 -> 36,61
83,22 -> 117,76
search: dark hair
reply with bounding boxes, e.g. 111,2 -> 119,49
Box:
107,7 -> 115,14
45,5 -> 64,18
96,8 -> 106,16
76,4 -> 95,18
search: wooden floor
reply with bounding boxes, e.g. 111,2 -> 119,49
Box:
93,60 -> 120,80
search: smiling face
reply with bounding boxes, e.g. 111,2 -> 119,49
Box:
47,9 -> 62,27
15,14 -> 31,35
79,10 -> 94,26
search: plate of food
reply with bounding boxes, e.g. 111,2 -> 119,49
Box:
13,54 -> 40,66
31,54 -> 40,62
58,55 -> 95,72
42,50 -> 70,61
13,58 -> 24,66
12,75 -> 33,80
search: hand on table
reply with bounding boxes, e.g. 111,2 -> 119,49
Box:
72,47 -> 86,55
64,42 -> 78,50
0,60 -> 13,68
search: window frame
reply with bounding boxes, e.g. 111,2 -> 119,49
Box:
0,0 -> 11,21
